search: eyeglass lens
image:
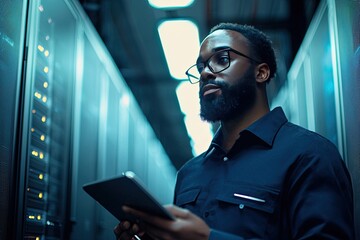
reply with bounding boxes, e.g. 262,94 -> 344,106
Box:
187,50 -> 231,83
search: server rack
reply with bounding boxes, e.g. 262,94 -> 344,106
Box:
20,0 -> 76,239
0,0 -> 28,239
1,0 -> 177,239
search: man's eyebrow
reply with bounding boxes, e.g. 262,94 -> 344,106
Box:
212,46 -> 230,52
196,46 -> 230,63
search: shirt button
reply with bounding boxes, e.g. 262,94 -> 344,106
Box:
204,212 -> 209,218
223,157 -> 229,161
239,204 -> 245,209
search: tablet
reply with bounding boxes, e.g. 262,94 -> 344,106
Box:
82,171 -> 175,222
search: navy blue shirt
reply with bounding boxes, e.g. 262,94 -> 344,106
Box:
174,107 -> 354,239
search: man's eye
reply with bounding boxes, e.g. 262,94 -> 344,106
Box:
220,56 -> 229,63
216,55 -> 229,65
211,52 -> 229,65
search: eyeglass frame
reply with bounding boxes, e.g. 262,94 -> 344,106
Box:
185,47 -> 261,84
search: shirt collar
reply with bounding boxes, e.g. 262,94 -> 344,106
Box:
203,107 -> 288,157
203,128 -> 225,158
246,107 -> 288,146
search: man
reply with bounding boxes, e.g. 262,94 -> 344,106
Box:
114,23 -> 355,239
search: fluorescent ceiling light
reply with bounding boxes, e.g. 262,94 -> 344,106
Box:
176,82 -> 213,156
158,19 -> 200,80
184,115 -> 213,156
148,0 -> 194,9
176,81 -> 199,115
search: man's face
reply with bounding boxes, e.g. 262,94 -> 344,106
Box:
198,30 -> 257,122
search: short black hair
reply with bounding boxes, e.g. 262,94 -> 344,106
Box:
210,23 -> 277,82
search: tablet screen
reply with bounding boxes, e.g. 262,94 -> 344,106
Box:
83,171 -> 175,221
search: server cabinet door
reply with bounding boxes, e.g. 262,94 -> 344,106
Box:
19,0 -> 77,239
0,0 -> 27,239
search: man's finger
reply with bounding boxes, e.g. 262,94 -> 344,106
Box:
122,206 -> 171,230
165,205 -> 190,218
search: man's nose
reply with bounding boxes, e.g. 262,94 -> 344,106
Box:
200,66 -> 216,82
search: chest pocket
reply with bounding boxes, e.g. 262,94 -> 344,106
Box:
216,184 -> 278,213
175,188 -> 202,215
213,183 -> 279,237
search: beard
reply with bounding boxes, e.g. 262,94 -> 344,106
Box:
199,67 -> 257,122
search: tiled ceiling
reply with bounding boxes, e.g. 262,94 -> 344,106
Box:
80,0 -> 320,169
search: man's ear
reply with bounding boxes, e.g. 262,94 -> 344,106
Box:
255,63 -> 270,83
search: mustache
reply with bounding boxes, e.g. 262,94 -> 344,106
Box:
199,80 -> 228,96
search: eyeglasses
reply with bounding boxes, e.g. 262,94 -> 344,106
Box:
185,47 -> 260,84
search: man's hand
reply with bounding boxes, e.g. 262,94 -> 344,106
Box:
120,204 -> 210,240
114,220 -> 145,240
